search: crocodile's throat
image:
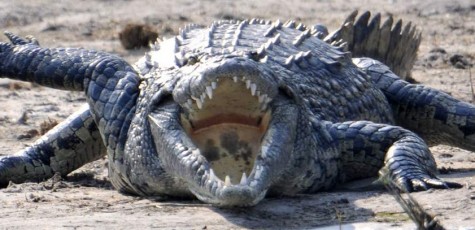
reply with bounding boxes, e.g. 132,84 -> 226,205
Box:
181,78 -> 272,184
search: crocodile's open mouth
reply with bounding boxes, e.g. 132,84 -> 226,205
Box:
180,77 -> 272,185
148,62 -> 298,206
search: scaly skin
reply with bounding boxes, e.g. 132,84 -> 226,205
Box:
0,11 -> 471,206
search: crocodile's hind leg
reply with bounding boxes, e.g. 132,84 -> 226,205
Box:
326,121 -> 461,192
355,58 -> 475,151
0,105 -> 106,187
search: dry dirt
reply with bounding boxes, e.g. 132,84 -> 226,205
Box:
1,0 -> 475,229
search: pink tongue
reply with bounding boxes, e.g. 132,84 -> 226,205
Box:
191,113 -> 261,131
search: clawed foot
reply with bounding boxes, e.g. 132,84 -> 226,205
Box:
380,168 -> 463,193
4,31 -> 40,46
1,32 -> 41,76
395,176 -> 462,192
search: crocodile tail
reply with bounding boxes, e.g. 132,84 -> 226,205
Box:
324,11 -> 421,79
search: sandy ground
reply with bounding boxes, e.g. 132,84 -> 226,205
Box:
0,0 -> 475,229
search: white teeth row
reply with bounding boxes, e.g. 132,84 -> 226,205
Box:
209,169 -> 248,186
186,77 -> 273,111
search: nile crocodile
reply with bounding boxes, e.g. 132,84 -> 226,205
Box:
0,11 -> 472,206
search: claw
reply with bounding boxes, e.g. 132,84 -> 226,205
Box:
423,178 -> 463,189
443,181 -> 463,189
25,35 -> 40,46
396,176 -> 463,193
4,31 -> 39,46
410,179 -> 428,192
4,31 -> 27,45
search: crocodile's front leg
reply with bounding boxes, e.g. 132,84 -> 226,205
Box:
355,58 -> 475,151
326,121 -> 461,192
0,106 -> 105,187
0,33 -> 140,188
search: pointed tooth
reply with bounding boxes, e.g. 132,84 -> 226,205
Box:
196,98 -> 203,109
191,95 -> 202,109
265,97 -> 272,104
233,76 -> 238,83
261,97 -> 272,110
240,172 -> 248,185
206,86 -> 213,99
250,83 -> 257,96
246,80 -> 251,89
211,81 -> 217,89
260,101 -> 268,111
258,94 -> 267,103
224,175 -> 232,186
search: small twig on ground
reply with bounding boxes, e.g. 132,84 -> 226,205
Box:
469,67 -> 474,102
379,168 -> 446,230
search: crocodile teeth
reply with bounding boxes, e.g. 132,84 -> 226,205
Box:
190,95 -> 201,108
206,86 -> 213,99
250,83 -> 257,96
224,175 -> 232,186
240,172 -> 248,185
258,94 -> 267,103
186,76 -> 275,111
196,98 -> 203,109
265,97 -> 272,104
260,102 -> 268,111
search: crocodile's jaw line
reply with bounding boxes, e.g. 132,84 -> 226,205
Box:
148,91 -> 297,206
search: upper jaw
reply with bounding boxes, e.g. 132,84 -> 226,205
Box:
173,57 -> 279,111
